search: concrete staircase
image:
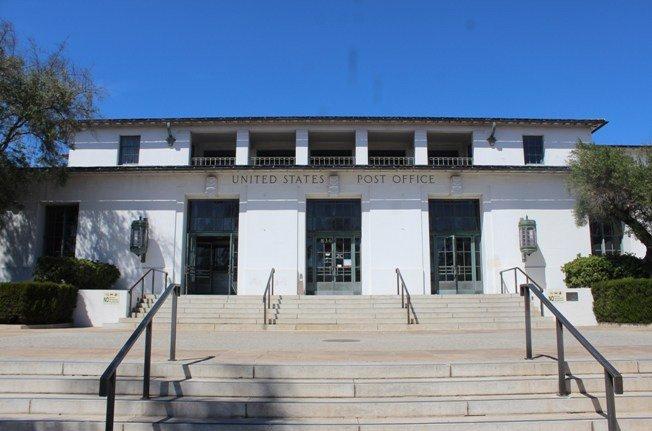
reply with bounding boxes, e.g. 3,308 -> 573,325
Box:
0,358 -> 651,429
109,294 -> 553,331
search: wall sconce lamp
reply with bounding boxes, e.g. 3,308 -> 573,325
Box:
487,122 -> 497,146
518,216 -> 538,262
166,122 -> 176,147
130,217 -> 149,263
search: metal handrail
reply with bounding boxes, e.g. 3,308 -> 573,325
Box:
369,156 -> 414,166
250,156 -> 296,166
127,268 -> 168,315
191,156 -> 236,166
519,283 -> 623,430
262,268 -> 275,325
309,156 -> 355,166
99,281 -> 180,431
395,268 -> 418,324
428,156 -> 473,167
499,266 -> 544,316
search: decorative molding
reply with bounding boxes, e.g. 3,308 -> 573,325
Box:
205,175 -> 218,196
328,174 -> 339,196
450,174 -> 462,195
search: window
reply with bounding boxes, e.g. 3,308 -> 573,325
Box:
188,200 -> 239,233
43,204 -> 79,257
429,200 -> 481,234
307,200 -> 361,232
523,136 -> 544,164
590,220 -> 622,255
118,136 -> 140,165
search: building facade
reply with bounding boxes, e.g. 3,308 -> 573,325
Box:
0,117 -> 645,295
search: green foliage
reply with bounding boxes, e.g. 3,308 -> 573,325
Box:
0,282 -> 78,324
567,142 -> 652,273
0,20 -> 101,214
34,256 -> 120,290
592,278 -> 652,324
562,254 -> 648,288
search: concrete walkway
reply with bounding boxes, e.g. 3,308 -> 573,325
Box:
0,325 -> 650,364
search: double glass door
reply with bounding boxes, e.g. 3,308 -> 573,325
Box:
307,234 -> 361,295
186,234 -> 237,294
431,234 -> 482,294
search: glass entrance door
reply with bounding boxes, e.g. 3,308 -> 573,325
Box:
186,234 -> 237,295
310,234 -> 360,295
431,234 -> 481,294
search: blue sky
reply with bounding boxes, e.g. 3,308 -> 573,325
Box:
2,0 -> 651,144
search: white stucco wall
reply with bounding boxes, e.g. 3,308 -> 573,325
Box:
0,168 -> 607,298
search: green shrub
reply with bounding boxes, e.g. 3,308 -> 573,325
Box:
34,256 -> 120,290
592,278 -> 652,324
561,254 -> 648,288
0,282 -> 78,324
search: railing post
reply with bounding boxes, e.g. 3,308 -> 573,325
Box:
514,270 -> 518,294
263,293 -> 267,326
151,270 -> 155,295
520,284 -> 532,359
396,270 -> 400,295
406,297 -> 410,324
140,278 -> 145,301
500,272 -> 504,294
104,372 -> 116,431
555,318 -> 569,396
605,369 -> 618,431
142,321 -> 152,399
401,282 -> 405,308
169,285 -> 179,361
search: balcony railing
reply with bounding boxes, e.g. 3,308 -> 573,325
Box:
250,156 -> 296,167
310,156 -> 356,166
369,156 -> 414,166
192,157 -> 236,167
429,157 -> 473,167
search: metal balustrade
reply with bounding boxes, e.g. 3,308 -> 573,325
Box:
395,268 -> 418,324
191,156 -> 236,166
428,157 -> 473,167
262,268 -> 276,325
309,156 -> 356,166
250,156 -> 296,166
369,156 -> 414,166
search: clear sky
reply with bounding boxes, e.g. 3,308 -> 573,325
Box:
2,0 -> 651,144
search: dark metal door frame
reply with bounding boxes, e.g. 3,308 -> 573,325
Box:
185,232 -> 238,295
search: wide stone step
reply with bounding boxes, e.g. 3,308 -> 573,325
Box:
0,359 -> 646,380
1,374 -> 650,398
2,392 -> 651,419
2,412 -> 651,431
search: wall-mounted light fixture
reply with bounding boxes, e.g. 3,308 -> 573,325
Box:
487,122 -> 497,146
166,122 -> 176,147
130,217 -> 149,262
518,216 -> 538,262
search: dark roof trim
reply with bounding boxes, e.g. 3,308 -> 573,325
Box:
81,116 -> 607,132
55,165 -> 571,174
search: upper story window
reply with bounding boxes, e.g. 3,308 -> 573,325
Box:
43,204 -> 79,257
523,136 -> 544,164
590,220 -> 623,255
118,135 -> 140,165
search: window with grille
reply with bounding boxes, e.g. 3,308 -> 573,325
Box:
523,136 -> 544,164
43,204 -> 79,257
118,136 -> 140,165
590,220 -> 623,255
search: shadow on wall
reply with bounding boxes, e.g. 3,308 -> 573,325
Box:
0,206 -> 38,281
75,207 -> 170,291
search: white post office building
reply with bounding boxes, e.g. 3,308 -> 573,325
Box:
0,116 -> 645,296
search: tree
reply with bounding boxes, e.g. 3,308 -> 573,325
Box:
0,20 -> 101,214
567,141 -> 652,274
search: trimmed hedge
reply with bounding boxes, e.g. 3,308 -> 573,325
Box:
0,282 -> 78,324
34,256 -> 120,290
592,278 -> 652,324
561,254 -> 648,288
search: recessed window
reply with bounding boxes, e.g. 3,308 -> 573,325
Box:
43,204 -> 79,257
523,136 -> 544,164
590,220 -> 622,255
118,136 -> 140,165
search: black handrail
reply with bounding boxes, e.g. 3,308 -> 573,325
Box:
262,268 -> 275,325
127,268 -> 168,314
499,266 -> 544,316
520,283 -> 623,431
99,281 -> 180,431
395,268 -> 418,324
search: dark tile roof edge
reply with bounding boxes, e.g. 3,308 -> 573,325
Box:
41,165 -> 571,174
80,116 -> 608,132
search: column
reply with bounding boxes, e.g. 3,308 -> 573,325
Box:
235,129 -> 249,165
296,129 -> 309,165
355,128 -> 368,165
414,129 -> 428,165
